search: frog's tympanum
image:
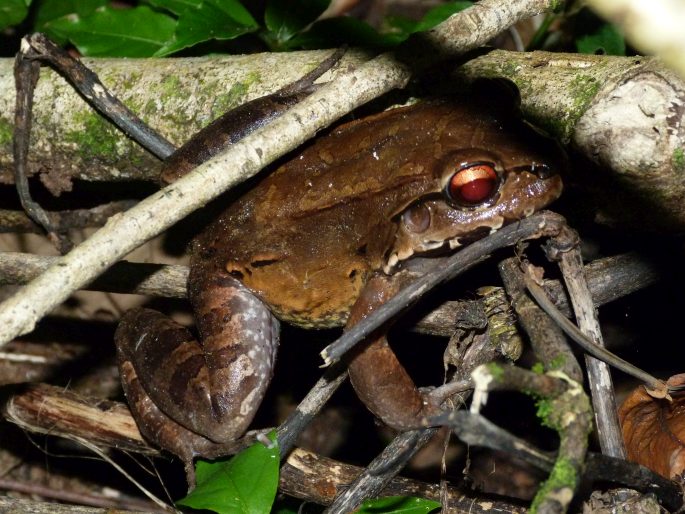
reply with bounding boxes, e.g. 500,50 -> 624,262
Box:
115,96 -> 564,478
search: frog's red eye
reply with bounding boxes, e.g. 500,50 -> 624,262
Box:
446,164 -> 498,206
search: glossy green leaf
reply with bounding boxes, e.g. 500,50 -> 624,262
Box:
576,23 -> 625,56
357,496 -> 441,514
177,432 -> 279,514
35,0 -> 105,29
155,0 -> 258,56
45,5 -> 176,57
0,0 -> 31,31
264,0 -> 329,47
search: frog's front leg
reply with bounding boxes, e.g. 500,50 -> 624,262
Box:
346,273 -> 442,429
115,273 -> 278,456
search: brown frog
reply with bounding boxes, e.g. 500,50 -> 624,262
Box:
114,94 -> 564,479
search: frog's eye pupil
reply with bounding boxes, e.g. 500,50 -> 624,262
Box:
447,164 -> 498,205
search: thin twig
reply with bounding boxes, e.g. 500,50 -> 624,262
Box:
0,477 -> 169,512
433,410 -> 683,511
0,251 -> 660,338
276,362 -> 348,457
0,201 -> 137,234
323,429 -> 438,514
470,364 -> 592,513
71,437 -> 175,512
523,272 -> 669,395
13,40 -> 70,252
548,232 -> 627,459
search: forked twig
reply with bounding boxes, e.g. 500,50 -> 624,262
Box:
470,364 -> 592,514
433,410 -> 682,511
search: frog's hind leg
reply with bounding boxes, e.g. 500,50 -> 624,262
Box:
115,275 -> 279,445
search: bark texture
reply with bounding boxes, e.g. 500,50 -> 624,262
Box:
0,51 -> 370,190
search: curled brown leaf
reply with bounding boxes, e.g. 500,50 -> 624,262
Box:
619,373 -> 685,478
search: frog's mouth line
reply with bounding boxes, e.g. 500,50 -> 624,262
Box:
383,219 -> 505,274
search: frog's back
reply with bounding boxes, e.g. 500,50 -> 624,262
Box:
189,102 -> 441,325
191,99 -> 536,326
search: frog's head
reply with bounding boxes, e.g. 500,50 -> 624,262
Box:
386,101 -> 564,272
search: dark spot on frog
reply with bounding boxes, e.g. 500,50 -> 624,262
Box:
169,354 -> 205,406
140,327 -> 194,372
250,257 -> 282,267
199,247 -> 216,260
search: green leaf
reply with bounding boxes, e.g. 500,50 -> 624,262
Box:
177,432 -> 279,514
45,5 -> 176,57
383,1 -> 472,43
357,496 -> 441,514
155,0 -> 258,56
0,0 -> 31,31
34,0 -> 105,29
576,23 -> 625,55
263,0 -> 329,47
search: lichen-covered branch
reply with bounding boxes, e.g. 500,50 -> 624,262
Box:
0,50 -> 369,189
471,364 -> 592,514
4,49 -> 684,229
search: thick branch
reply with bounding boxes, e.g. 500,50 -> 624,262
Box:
456,50 -> 685,229
0,51 -> 369,187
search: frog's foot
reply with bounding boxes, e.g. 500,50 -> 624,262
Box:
115,276 -> 279,446
346,274 -> 442,430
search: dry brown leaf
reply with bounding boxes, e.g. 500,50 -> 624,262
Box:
619,373 -> 685,478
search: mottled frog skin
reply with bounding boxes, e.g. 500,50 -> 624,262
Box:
115,95 -> 564,478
